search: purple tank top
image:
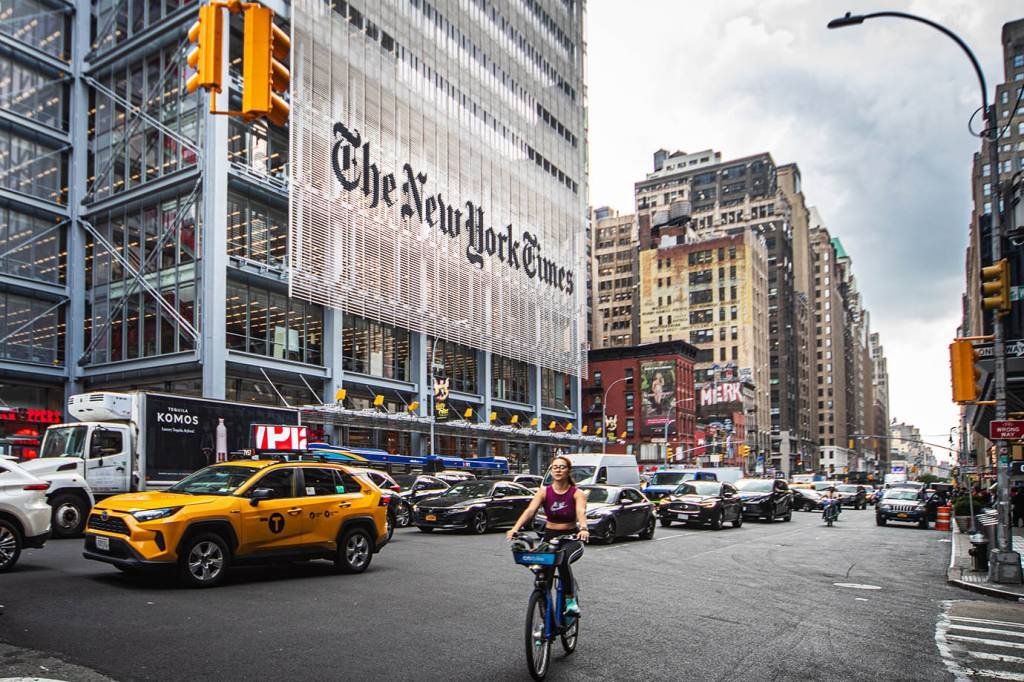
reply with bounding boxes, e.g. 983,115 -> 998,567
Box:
543,485 -> 577,523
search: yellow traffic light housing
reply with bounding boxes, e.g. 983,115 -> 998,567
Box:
186,4 -> 225,94
949,339 -> 981,403
981,258 -> 1011,314
242,5 -> 290,126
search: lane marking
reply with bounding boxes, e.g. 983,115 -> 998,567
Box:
946,635 -> 1024,650
957,669 -> 1024,681
950,616 -> 1024,631
948,624 -> 1024,639
936,601 -> 972,682
833,582 -> 881,590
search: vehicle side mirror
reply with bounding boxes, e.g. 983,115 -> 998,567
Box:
493,491 -> 506,498
249,488 -> 275,506
620,498 -> 631,505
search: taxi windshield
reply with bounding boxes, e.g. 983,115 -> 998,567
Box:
168,466 -> 257,495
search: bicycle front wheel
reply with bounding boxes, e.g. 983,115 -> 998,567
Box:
525,589 -> 551,680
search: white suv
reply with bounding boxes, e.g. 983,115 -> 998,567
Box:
0,459 -> 51,572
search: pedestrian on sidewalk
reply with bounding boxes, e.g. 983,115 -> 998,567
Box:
1011,484 -> 1024,528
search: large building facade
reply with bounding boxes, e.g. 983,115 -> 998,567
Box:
0,0 -> 591,470
589,206 -> 638,349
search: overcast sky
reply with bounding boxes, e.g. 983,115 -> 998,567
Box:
586,0 -> 1020,462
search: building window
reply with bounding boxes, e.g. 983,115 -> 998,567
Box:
340,313 -> 406,379
626,417 -> 635,435
541,368 -> 571,410
428,337 -> 478,394
0,291 -> 64,366
492,354 -> 529,403
227,192 -> 287,267
227,281 -> 324,366
625,367 -> 634,385
625,392 -> 634,410
0,207 -> 65,284
593,370 -> 602,386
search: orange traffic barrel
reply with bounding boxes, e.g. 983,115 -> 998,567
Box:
935,505 -> 951,531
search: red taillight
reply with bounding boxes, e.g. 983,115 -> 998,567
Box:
390,485 -> 401,493
23,482 -> 50,491
379,493 -> 391,506
22,449 -> 38,460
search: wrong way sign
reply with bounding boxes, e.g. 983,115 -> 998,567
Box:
989,420 -> 1024,440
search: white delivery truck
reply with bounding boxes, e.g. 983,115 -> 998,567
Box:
542,453 -> 642,489
22,391 -> 299,537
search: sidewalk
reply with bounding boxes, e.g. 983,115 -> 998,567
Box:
947,524 -> 1024,601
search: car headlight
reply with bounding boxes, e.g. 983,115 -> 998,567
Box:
700,500 -> 718,507
880,504 -> 892,510
447,506 -> 471,513
131,507 -> 181,522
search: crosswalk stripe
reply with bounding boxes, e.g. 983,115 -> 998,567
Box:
959,669 -> 1024,681
948,624 -> 1024,639
946,634 -> 1024,650
969,650 -> 1024,666
950,616 -> 1024,631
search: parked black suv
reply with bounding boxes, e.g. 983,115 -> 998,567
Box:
735,478 -> 793,522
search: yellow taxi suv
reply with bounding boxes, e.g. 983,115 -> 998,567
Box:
83,459 -> 389,587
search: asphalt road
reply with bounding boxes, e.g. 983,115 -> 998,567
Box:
0,507 -> 1006,681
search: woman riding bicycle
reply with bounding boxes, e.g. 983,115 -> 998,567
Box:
507,455 -> 590,614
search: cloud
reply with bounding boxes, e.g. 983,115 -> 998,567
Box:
587,0 -> 1020,444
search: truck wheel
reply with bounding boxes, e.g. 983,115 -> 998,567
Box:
50,493 -> 89,538
0,519 -> 22,573
178,532 -> 230,588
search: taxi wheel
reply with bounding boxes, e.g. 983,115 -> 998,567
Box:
178,533 -> 230,588
335,527 -> 373,574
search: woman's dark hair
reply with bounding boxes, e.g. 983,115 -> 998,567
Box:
550,455 -> 575,485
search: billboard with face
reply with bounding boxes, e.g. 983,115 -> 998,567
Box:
640,360 -> 677,436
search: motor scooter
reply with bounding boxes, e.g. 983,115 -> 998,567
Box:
822,499 -> 841,527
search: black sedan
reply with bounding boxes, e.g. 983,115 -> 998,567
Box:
533,485 -> 656,543
393,474 -> 450,526
414,480 -> 533,533
656,481 -> 743,530
792,487 -> 823,512
736,478 -> 793,522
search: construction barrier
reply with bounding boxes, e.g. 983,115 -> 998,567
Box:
935,505 -> 951,532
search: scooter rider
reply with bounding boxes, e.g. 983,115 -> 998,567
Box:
821,485 -> 841,520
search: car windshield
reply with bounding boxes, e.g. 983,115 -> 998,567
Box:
582,487 -> 612,504
167,465 -> 257,495
673,482 -> 722,496
542,466 -> 596,485
39,425 -> 88,458
736,479 -> 773,492
649,472 -> 690,486
440,481 -> 494,498
886,490 -> 920,501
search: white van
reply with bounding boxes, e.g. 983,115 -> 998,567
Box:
543,453 -> 641,489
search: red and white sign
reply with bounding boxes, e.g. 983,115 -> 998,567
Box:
990,420 -> 1024,441
253,424 -> 308,451
700,383 -> 742,407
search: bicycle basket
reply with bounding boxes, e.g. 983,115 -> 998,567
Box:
512,550 -> 562,566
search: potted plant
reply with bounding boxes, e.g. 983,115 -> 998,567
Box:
952,496 -> 984,533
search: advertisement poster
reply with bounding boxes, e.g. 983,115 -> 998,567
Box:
640,360 -> 677,436
144,394 -> 299,480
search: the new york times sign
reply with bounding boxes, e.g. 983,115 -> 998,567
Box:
330,122 -> 576,295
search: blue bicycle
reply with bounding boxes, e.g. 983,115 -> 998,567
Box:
510,532 -> 582,680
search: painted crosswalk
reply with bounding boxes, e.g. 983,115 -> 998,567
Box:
937,601 -> 1024,680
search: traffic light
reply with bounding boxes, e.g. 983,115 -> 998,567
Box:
738,445 -> 750,456
186,4 -> 225,94
981,258 -> 1011,314
949,339 -> 981,403
242,5 -> 290,126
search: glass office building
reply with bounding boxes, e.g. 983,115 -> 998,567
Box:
0,0 -> 589,470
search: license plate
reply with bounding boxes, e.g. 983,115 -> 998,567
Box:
425,514 -> 437,521
675,512 -> 692,519
897,513 -> 908,518
95,535 -> 110,551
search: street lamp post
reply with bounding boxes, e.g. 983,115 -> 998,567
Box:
828,10 -> 1020,584
600,376 -> 630,455
428,320 -> 468,459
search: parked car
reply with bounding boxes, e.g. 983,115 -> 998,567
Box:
736,478 -> 793,522
656,480 -> 743,530
792,487 -> 823,512
534,485 -> 656,543
0,459 -> 51,572
641,469 -> 717,501
835,484 -> 868,509
348,468 -> 404,539
413,480 -> 532,533
481,474 -> 543,490
433,471 -> 477,484
875,487 -> 932,529
393,474 -> 450,526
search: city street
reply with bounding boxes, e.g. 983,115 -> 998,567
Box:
0,510 -> 1004,681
